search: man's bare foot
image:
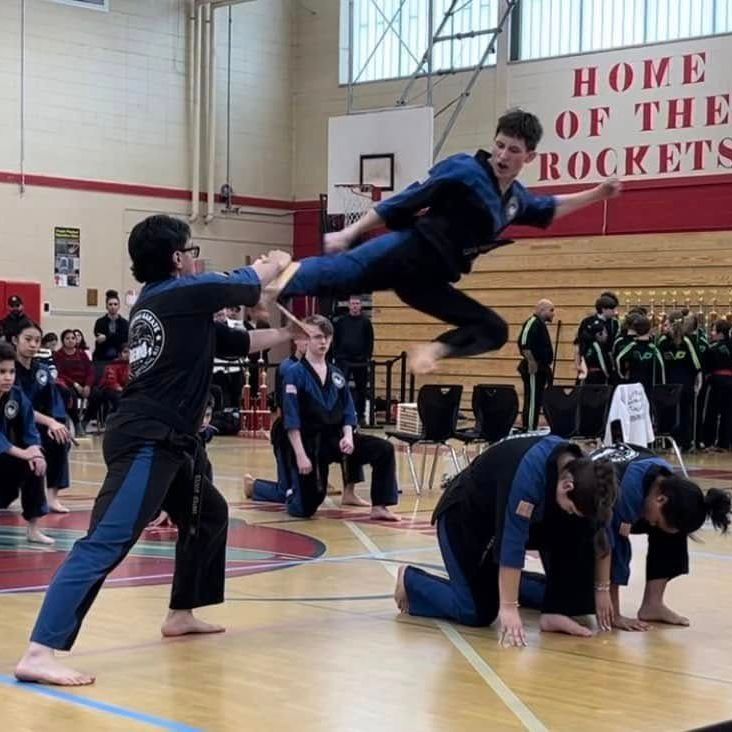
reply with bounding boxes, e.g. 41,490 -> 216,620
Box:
341,487 -> 370,507
638,603 -> 690,626
15,642 -> 95,686
244,474 -> 255,499
161,609 -> 226,638
147,511 -> 173,529
27,525 -> 54,545
47,501 -> 70,514
539,613 -> 593,637
370,505 -> 401,522
408,342 -> 448,375
394,565 -> 409,613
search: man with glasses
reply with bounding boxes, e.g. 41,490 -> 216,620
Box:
15,214 -> 295,687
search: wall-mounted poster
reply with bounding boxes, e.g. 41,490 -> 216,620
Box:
54,227 -> 81,287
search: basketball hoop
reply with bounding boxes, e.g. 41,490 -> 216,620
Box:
333,184 -> 382,228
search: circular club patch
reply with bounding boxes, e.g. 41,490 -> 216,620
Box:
332,372 -> 346,389
129,309 -> 166,377
4,399 -> 19,420
35,369 -> 49,386
0,513 -> 326,592
505,195 -> 519,222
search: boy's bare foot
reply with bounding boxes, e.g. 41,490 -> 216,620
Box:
370,506 -> 401,522
244,473 -> 255,499
408,342 -> 448,375
15,643 -> 95,686
27,525 -> 54,545
341,486 -> 370,507
161,609 -> 225,637
539,613 -> 593,637
394,565 -> 409,613
47,489 -> 69,513
638,602 -> 690,626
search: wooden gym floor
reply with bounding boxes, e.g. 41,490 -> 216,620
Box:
1,434 -> 732,731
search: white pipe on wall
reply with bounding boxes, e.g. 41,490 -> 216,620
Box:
205,5 -> 217,223
190,3 -> 203,222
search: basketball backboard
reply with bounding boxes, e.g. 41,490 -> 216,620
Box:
327,106 -> 434,214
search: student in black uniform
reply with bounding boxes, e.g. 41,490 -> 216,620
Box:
283,315 -> 400,521
15,214 -> 293,687
657,311 -> 702,450
702,319 -> 732,450
394,434 -> 618,645
574,292 -> 620,380
517,299 -> 555,431
270,110 -> 621,374
12,320 -> 73,514
0,343 -> 53,544
615,315 -> 665,397
244,332 -> 309,505
579,320 -> 611,385
589,444 -> 730,630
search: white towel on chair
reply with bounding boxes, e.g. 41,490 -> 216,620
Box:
604,383 -> 654,446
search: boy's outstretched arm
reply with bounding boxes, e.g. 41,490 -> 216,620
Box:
553,178 -> 622,220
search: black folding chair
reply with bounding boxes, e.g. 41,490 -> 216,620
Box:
542,386 -> 581,438
385,384 -> 462,494
650,383 -> 688,475
577,384 -> 614,443
453,384 -> 519,465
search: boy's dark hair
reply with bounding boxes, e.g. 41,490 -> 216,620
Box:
0,342 -> 16,363
595,295 -> 617,313
495,109 -> 543,152
658,476 -> 731,534
10,318 -> 41,340
41,332 -> 58,346
633,315 -> 651,336
713,319 -> 731,338
105,289 -> 120,302
303,314 -> 334,338
128,215 -> 191,284
600,291 -> 619,306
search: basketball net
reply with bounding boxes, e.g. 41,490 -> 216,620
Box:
333,184 -> 382,228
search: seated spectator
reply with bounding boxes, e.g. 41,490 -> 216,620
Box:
85,344 -> 130,429
54,329 -> 95,435
73,329 -> 92,358
41,333 -> 59,353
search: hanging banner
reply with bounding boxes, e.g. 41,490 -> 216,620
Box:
54,227 -> 81,287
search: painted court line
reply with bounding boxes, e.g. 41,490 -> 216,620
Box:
0,674 -> 201,731
341,519 -> 548,732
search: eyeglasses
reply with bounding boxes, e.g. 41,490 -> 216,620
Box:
180,245 -> 201,259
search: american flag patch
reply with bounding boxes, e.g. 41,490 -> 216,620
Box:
285,384 -> 298,394
516,500 -> 534,519
619,522 -> 632,537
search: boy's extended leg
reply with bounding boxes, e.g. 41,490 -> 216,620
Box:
395,281 -> 509,372
15,430 -> 184,685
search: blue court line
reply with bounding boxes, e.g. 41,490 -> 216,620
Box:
0,674 -> 202,731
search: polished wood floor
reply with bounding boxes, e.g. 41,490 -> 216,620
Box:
1,434 -> 732,731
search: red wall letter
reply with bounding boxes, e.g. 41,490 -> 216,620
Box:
573,66 -> 598,97
635,101 -> 661,132
718,138 -> 732,169
684,140 -> 712,171
597,148 -> 618,177
659,143 -> 683,174
539,152 -> 561,181
625,145 -> 649,175
589,107 -> 611,137
567,151 -> 592,180
706,94 -> 730,126
609,62 -> 634,92
555,111 -> 581,139
643,57 -> 671,89
682,52 -> 706,85
667,98 -> 694,129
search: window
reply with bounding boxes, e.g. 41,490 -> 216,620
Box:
514,0 -> 732,61
45,0 -> 109,10
340,0 -> 498,85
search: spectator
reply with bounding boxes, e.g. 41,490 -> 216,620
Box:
0,295 -> 26,341
41,333 -> 59,353
85,344 -> 130,428
73,329 -> 91,358
54,329 -> 96,435
333,295 -> 374,426
92,290 -> 129,362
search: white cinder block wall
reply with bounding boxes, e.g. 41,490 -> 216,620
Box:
0,0 -> 294,336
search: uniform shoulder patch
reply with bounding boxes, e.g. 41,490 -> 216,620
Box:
35,369 -> 49,386
332,372 -> 346,389
4,399 -> 19,419
516,500 -> 534,519
285,384 -> 298,394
